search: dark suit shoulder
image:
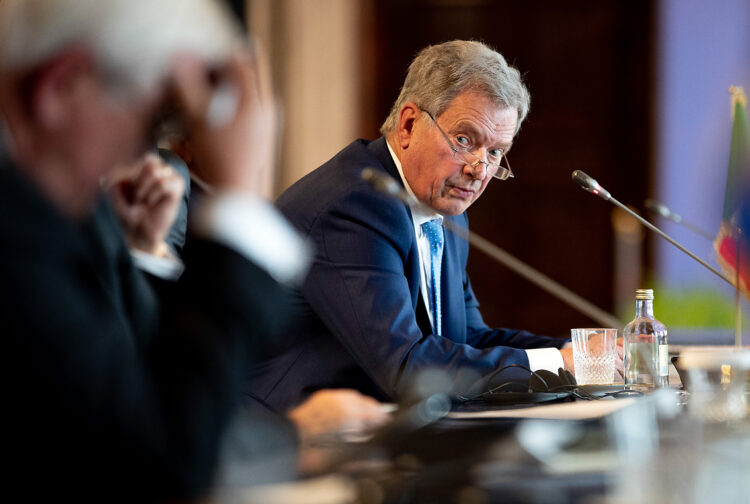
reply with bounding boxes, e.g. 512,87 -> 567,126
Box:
277,138 -> 412,243
277,139 -> 376,212
0,167 -> 107,290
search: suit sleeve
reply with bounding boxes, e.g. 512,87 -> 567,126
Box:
440,213 -> 565,351
300,187 -> 546,400
4,235 -> 290,500
463,275 -> 566,350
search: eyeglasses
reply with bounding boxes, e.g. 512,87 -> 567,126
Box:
422,109 -> 514,181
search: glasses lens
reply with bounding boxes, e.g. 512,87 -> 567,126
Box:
433,113 -> 514,181
493,166 -> 510,180
491,152 -> 513,180
454,150 -> 513,180
454,149 -> 475,166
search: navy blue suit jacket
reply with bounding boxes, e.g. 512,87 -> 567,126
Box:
249,137 -> 564,410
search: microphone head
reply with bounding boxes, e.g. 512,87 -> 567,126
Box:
571,170 -> 593,189
644,199 -> 670,217
361,167 -> 399,195
644,199 -> 681,222
361,167 -> 416,205
571,170 -> 611,201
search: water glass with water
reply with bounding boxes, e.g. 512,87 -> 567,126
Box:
571,328 -> 618,385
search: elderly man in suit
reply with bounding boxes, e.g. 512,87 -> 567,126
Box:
0,0 -> 385,500
248,40 -> 592,412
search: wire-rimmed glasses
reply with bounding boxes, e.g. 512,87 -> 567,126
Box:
422,109 -> 514,181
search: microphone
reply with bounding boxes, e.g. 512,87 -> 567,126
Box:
571,170 -> 611,200
644,199 -> 675,220
362,168 -> 622,328
572,170 -> 732,286
361,167 -> 415,205
644,198 -> 715,241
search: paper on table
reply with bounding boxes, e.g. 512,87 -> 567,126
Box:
447,398 -> 636,420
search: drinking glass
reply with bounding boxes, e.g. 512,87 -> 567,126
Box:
571,328 -> 618,385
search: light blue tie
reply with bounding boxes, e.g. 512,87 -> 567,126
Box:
421,219 -> 444,336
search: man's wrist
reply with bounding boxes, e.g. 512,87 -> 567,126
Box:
131,240 -> 169,257
130,243 -> 184,280
525,347 -> 565,373
559,347 -> 575,373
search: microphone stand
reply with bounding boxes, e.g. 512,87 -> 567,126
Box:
645,198 -> 746,348
362,168 -> 623,328
443,222 -> 623,328
572,171 -> 733,286
572,170 -> 743,348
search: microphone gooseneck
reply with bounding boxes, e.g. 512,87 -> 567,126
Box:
572,171 -> 732,286
362,168 -> 623,328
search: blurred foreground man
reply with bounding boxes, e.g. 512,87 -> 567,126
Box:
250,41 -> 578,411
0,0 -> 384,500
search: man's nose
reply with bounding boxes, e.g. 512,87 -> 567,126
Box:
463,156 -> 489,179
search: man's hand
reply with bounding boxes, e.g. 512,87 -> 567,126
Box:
561,336 -> 625,382
172,44 -> 277,197
561,347 -> 574,374
286,389 -> 390,443
106,153 -> 185,255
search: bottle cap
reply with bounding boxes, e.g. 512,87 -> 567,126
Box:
635,289 -> 654,300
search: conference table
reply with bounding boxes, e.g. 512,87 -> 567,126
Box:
219,348 -> 750,504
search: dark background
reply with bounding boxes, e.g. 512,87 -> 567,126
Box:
360,0 -> 656,337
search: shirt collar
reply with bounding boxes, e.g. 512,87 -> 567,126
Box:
385,139 -> 442,226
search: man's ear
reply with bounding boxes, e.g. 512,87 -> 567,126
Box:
396,102 -> 420,149
29,48 -> 94,130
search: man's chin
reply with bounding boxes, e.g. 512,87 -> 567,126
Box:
432,200 -> 470,216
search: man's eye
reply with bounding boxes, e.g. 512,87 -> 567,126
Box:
455,135 -> 470,147
488,149 -> 502,160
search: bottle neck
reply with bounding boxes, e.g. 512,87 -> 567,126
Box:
635,299 -> 654,318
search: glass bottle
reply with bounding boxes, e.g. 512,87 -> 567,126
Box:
622,289 -> 669,389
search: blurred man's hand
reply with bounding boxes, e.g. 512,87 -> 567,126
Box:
561,347 -> 574,374
287,389 -> 390,443
107,153 -> 185,256
172,44 -> 276,197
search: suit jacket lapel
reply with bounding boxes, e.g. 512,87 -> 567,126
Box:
368,137 -> 403,180
368,137 -> 437,335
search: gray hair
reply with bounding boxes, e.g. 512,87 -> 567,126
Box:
0,0 -> 239,100
380,40 -> 530,136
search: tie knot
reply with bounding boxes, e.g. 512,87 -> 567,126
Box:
421,219 -> 444,247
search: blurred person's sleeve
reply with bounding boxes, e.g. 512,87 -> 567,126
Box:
191,192 -> 310,286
